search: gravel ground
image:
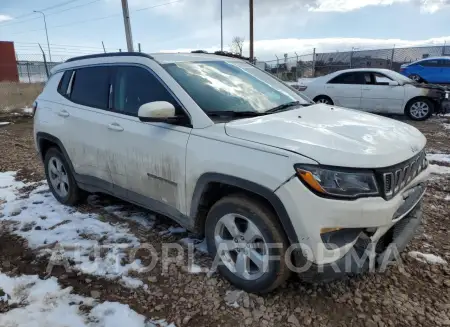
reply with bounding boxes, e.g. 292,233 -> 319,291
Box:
0,113 -> 449,327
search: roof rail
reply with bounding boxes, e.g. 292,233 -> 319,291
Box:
65,52 -> 154,63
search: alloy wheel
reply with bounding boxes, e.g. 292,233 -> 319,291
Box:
214,213 -> 269,280
409,101 -> 430,119
48,156 -> 69,198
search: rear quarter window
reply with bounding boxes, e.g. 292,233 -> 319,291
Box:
57,70 -> 73,96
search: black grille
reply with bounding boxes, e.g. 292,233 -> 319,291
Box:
377,151 -> 427,200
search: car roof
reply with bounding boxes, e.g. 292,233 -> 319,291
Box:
50,52 -> 244,74
328,68 -> 393,74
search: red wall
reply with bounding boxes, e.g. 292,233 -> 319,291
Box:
0,41 -> 19,82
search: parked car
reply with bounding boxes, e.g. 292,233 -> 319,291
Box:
301,68 -> 447,120
34,53 -> 430,293
400,57 -> 450,84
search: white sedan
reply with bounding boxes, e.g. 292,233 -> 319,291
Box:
300,68 -> 447,120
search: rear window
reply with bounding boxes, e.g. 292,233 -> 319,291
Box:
57,70 -> 73,96
328,72 -> 362,84
70,66 -> 110,109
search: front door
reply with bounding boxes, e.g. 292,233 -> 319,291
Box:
360,72 -> 405,113
105,64 -> 192,218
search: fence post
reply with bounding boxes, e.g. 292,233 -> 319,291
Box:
295,52 -> 299,81
350,48 -> 354,68
442,41 -> 446,56
26,61 -> 31,83
38,43 -> 49,79
312,48 -> 316,77
390,45 -> 395,70
275,55 -> 280,78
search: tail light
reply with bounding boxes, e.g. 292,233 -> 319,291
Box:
32,101 -> 38,117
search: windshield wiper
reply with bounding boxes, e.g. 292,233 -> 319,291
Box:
205,111 -> 266,117
264,101 -> 303,114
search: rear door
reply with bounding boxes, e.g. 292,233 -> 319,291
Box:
325,72 -> 363,109
360,72 -> 405,113
59,66 -> 114,190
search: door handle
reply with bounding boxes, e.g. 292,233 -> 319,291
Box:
362,88 -> 371,91
58,110 -> 69,117
108,123 -> 124,132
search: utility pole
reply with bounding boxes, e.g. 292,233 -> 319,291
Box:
121,0 -> 134,52
220,0 -> 223,51
249,0 -> 254,62
34,10 -> 52,62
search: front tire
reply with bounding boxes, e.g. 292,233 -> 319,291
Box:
205,195 -> 290,293
44,147 -> 85,205
405,98 -> 433,121
314,95 -> 334,105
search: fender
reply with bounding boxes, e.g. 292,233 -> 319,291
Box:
36,132 -> 76,175
190,173 -> 299,244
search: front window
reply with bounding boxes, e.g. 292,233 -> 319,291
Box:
163,60 -> 310,114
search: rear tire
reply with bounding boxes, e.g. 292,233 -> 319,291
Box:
44,147 -> 85,205
205,194 -> 290,293
405,98 -> 433,121
314,95 -> 334,105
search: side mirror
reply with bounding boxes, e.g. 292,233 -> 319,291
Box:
138,101 -> 176,123
388,80 -> 399,86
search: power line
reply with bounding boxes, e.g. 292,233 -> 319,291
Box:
0,0 -> 86,25
0,0 -> 102,28
8,0 -> 184,36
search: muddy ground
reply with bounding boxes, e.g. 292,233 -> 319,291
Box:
0,113 -> 449,327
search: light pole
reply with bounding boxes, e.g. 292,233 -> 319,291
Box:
34,10 -> 52,62
220,0 -> 223,51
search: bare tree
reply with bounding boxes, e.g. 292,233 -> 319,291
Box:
230,36 -> 245,56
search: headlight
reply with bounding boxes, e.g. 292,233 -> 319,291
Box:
295,165 -> 379,199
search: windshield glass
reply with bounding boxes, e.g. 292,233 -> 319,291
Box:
162,60 -> 310,114
388,70 -> 414,84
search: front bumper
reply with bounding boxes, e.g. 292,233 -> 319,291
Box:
275,166 -> 430,266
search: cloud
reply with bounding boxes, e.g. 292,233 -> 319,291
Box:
160,36 -> 450,61
0,14 -> 13,22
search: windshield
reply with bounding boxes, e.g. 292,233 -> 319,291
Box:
387,70 -> 414,84
162,60 -> 311,114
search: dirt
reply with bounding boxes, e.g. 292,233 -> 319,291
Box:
0,114 -> 449,327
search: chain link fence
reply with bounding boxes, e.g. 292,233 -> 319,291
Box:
0,53 -> 71,112
259,44 -> 450,81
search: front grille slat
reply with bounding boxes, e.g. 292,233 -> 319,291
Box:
379,150 -> 426,200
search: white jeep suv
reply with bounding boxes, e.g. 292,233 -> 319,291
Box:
34,52 -> 430,293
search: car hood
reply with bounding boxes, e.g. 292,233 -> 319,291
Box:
225,104 -> 426,168
410,82 -> 446,92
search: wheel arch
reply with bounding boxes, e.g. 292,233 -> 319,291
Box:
189,173 -> 299,244
36,132 -> 76,174
404,96 -> 436,114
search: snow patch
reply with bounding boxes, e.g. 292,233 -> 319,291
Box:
0,273 -> 173,327
427,153 -> 450,164
23,107 -> 33,114
0,173 -> 143,286
442,123 -> 450,130
0,122 -> 10,126
428,164 -> 450,176
409,251 -> 447,265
